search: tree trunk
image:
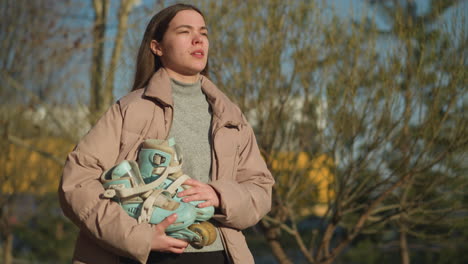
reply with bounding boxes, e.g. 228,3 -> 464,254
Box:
2,232 -> 13,264
104,0 -> 136,102
266,230 -> 293,264
89,0 -> 109,124
400,229 -> 410,264
260,220 -> 293,264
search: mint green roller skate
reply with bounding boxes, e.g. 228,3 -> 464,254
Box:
100,160 -> 204,242
138,138 -> 217,248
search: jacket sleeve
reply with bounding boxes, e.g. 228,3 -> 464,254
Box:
58,103 -> 153,263
210,117 -> 275,230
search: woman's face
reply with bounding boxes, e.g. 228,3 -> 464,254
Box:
152,10 -> 209,82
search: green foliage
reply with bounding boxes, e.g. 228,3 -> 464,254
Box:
12,194 -> 78,262
338,238 -> 387,264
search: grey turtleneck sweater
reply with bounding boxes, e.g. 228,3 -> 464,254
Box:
168,78 -> 224,252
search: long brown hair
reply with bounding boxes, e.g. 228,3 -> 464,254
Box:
131,4 -> 209,91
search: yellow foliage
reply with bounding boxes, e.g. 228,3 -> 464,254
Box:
1,138 -> 73,195
271,152 -> 335,216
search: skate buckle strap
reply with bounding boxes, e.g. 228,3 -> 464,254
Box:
166,174 -> 191,194
138,189 -> 170,223
102,183 -> 128,198
103,189 -> 117,198
167,164 -> 182,174
151,162 -> 182,176
102,167 -> 170,200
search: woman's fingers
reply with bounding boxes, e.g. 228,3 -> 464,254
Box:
164,236 -> 189,249
168,247 -> 185,254
154,213 -> 177,232
177,179 -> 220,208
195,201 -> 212,208
151,214 -> 189,252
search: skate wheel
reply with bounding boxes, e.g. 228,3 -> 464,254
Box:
200,221 -> 217,245
188,222 -> 216,248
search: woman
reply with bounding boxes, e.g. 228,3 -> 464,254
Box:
59,3 -> 274,264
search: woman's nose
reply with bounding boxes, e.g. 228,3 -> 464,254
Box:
192,33 -> 203,45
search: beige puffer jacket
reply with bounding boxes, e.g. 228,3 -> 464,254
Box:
58,68 -> 274,264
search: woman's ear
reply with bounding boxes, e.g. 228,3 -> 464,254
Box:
150,40 -> 163,56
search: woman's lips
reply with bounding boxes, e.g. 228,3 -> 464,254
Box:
191,49 -> 204,58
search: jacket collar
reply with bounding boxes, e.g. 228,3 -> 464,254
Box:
144,68 -> 245,127
144,68 -> 173,106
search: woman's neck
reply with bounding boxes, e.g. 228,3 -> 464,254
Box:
165,68 -> 200,83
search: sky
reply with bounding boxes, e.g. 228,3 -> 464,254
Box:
56,0 -> 468,101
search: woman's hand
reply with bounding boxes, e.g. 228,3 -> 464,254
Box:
178,178 -> 220,208
151,214 -> 188,253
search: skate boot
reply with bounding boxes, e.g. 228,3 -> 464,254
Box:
100,160 -> 204,241
138,138 -> 217,248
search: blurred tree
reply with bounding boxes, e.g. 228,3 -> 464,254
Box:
13,194 -> 78,262
271,152 -> 335,218
1,0 -> 466,263
193,0 -> 467,263
363,1 -> 467,263
0,133 -> 73,263
0,0 -> 81,262
89,0 -> 138,124
0,0 -> 141,262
